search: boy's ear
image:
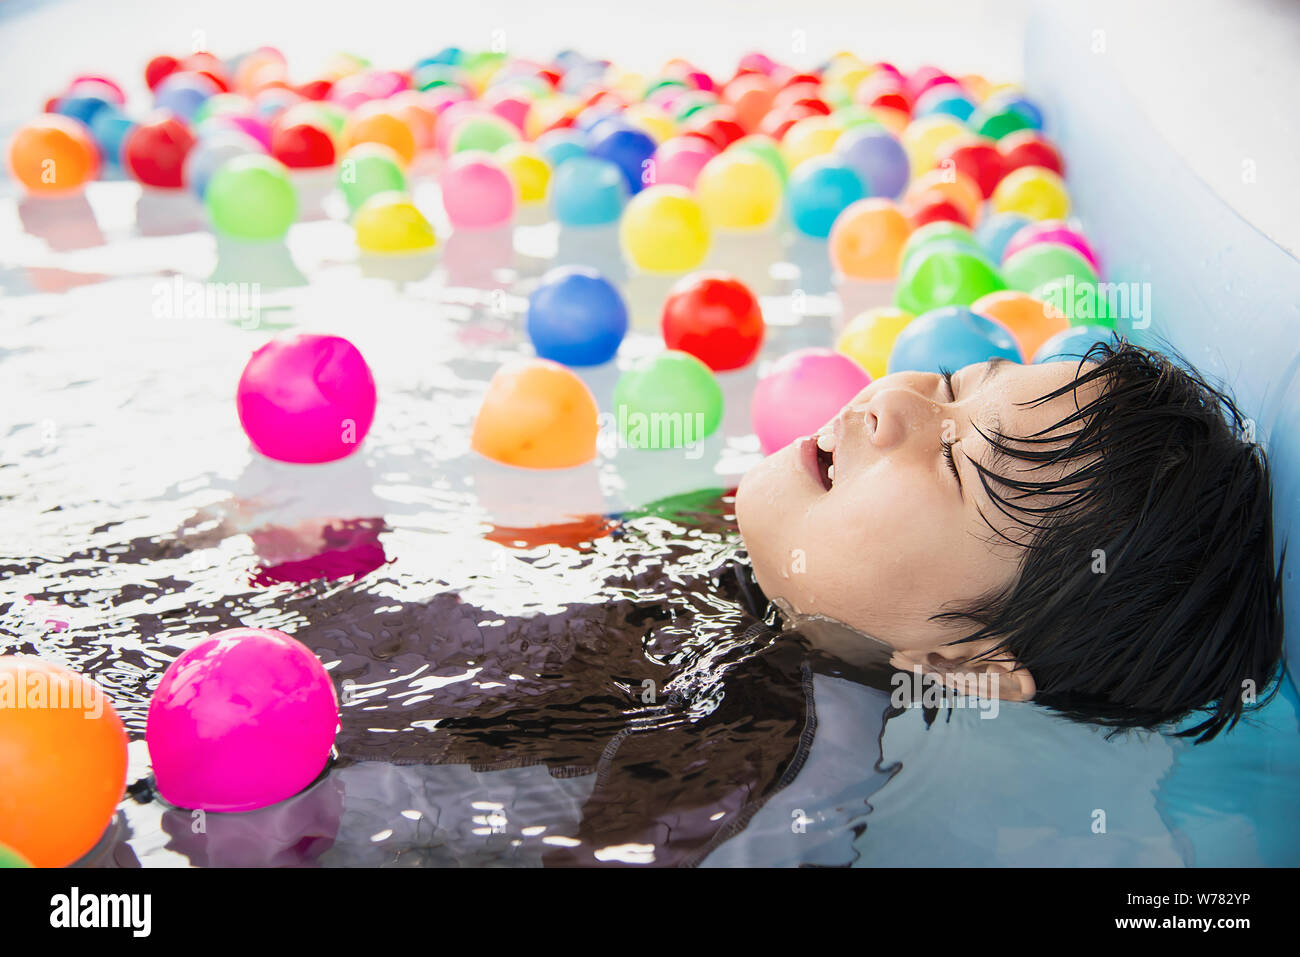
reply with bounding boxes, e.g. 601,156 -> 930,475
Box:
889,639 -> 1037,702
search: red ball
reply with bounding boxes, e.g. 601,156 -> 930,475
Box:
908,195 -> 971,228
938,138 -> 1005,198
296,78 -> 334,101
998,130 -> 1064,176
661,273 -> 765,372
123,113 -> 196,188
145,55 -> 181,91
687,111 -> 746,150
272,122 -> 336,168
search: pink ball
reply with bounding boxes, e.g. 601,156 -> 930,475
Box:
751,348 -> 872,454
1001,220 -> 1102,274
236,334 -> 377,464
652,136 -> 720,188
486,93 -> 531,132
207,113 -> 273,151
147,628 -> 339,812
441,151 -> 516,230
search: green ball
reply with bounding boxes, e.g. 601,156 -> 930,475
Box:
895,246 -> 1006,314
831,104 -> 880,131
613,352 -> 724,450
310,102 -> 348,138
194,93 -> 250,126
1003,243 -> 1098,293
205,154 -> 298,241
672,91 -> 718,122
450,115 -> 519,154
337,144 -> 408,214
0,842 -> 32,868
415,64 -> 463,91
730,135 -> 788,184
974,108 -> 1034,140
1033,278 -> 1118,329
643,77 -> 689,99
900,222 -> 980,269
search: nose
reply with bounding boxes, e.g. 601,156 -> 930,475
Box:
848,377 -> 948,452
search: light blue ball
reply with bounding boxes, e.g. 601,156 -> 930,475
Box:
975,212 -> 1033,263
526,266 -> 628,366
535,129 -> 588,169
551,156 -> 629,226
833,127 -> 909,200
1032,325 -> 1116,363
888,306 -> 1023,375
154,73 -> 217,123
182,131 -> 263,199
787,158 -> 867,238
913,88 -> 976,122
89,106 -> 137,167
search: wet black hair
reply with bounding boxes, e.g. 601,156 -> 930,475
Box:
937,335 -> 1286,743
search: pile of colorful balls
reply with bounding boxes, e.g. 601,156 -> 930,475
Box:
2,47 -> 1119,865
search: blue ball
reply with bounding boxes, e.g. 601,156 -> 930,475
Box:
527,266 -> 628,366
833,127 -> 909,200
588,124 -> 657,194
975,212 -> 1032,263
53,94 -> 114,128
787,158 -> 867,238
535,129 -> 588,169
888,307 -> 1023,375
986,92 -> 1045,129
551,156 -> 628,226
1032,325 -> 1115,364
416,47 -> 463,68
183,131 -> 262,198
154,74 -> 215,123
913,88 -> 975,122
88,106 -> 137,167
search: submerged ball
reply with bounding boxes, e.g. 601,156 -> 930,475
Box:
472,358 -> 599,468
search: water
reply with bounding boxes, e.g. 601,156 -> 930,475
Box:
3,182 -> 1299,867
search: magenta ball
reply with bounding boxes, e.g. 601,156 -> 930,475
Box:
236,334 -> 377,464
441,151 -> 516,230
146,627 -> 339,813
751,348 -> 872,454
652,136 -> 720,188
1001,221 -> 1102,273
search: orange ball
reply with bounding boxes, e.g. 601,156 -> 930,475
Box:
971,290 -> 1069,360
7,115 -> 99,195
472,359 -> 599,469
903,168 -> 983,225
829,199 -> 912,280
0,656 -> 128,867
344,105 -> 417,165
389,92 -> 438,152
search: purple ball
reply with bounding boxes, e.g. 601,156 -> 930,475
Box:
834,127 -> 910,200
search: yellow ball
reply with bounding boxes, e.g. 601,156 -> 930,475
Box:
619,186 -> 710,273
525,94 -> 578,140
781,115 -> 843,172
836,307 -> 915,380
497,143 -> 551,204
901,115 -> 967,175
695,152 -> 783,230
991,165 -> 1071,220
868,105 -> 910,136
623,103 -> 676,144
354,192 -> 437,253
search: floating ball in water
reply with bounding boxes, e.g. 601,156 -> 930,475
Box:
780,115 -> 842,171
900,220 -> 980,268
619,185 -> 710,273
1002,242 -> 1097,293
613,351 -> 724,449
694,150 -> 783,230
153,70 -> 220,122
992,165 -> 1069,220
89,106 -> 137,168
337,143 -> 407,215
903,168 -> 983,226
472,358 -> 599,468
0,656 -> 127,867
887,306 -> 1022,374
650,135 -> 718,189
935,136 -> 1004,198
344,105 -> 416,164
535,128 -> 588,169
1002,220 -> 1100,273
184,130 -> 263,198
974,211 -> 1032,263
751,348 -> 871,454
829,198 -> 913,280
895,245 -> 1005,314
271,119 -> 336,168
146,628 -> 338,813
123,112 -> 196,188
236,334 -> 377,463
589,123 -> 658,193
900,115 -> 967,174
971,290 -> 1068,362
526,266 -> 628,366
1032,324 -> 1115,363
354,192 -> 436,252
661,272 -> 765,371
7,115 -> 99,194
729,134 -> 787,184
551,155 -> 628,226
787,157 -> 866,238
497,142 -> 551,203
441,150 -> 515,230
205,154 -> 298,240
836,306 -> 915,379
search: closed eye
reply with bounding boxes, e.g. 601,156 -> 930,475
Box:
938,366 -> 963,492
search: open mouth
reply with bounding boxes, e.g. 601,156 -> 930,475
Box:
801,434 -> 835,491
815,442 -> 834,491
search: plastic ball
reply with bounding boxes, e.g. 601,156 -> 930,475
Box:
448,113 -> 519,154
154,71 -> 220,122
998,130 -> 1064,176
914,86 -> 975,122
1032,277 -> 1118,328
0,842 -> 32,868
787,157 -> 867,238
694,150 -> 783,230
551,155 -> 628,226
1002,243 -> 1098,293
204,154 -> 297,240
7,115 -> 99,195
271,120 -> 336,168
900,221 -> 980,268
895,245 -> 1006,314
613,352 -> 724,449
497,142 -> 551,203
354,192 -> 437,252
52,93 -> 114,128
650,135 -> 718,189
781,115 -> 843,171
344,106 -> 416,165
900,115 -> 966,174
589,123 -> 658,193
337,143 -> 407,214
730,134 -> 788,184
145,54 -> 181,91
904,169 -> 983,227
183,130 -> 263,198
971,290 -> 1069,362
472,358 -> 599,468
661,273 -> 764,371
1032,325 -> 1115,363
936,137 -> 1005,198
829,198 -> 912,280
441,151 -> 515,230
991,165 -> 1070,220
887,306 -> 1023,375
0,657 -> 127,867
1002,220 -> 1101,273
146,628 -> 338,813
972,105 -> 1034,140
89,107 -> 137,167
535,128 -> 588,169
975,211 -> 1032,263
836,307 -> 915,379
619,185 -> 710,273
236,334 -> 377,463
526,266 -> 628,366
751,348 -> 871,454
907,194 -> 971,229
123,112 -> 196,188
833,125 -> 909,198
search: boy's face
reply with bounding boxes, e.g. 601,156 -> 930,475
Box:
736,359 -> 1096,657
